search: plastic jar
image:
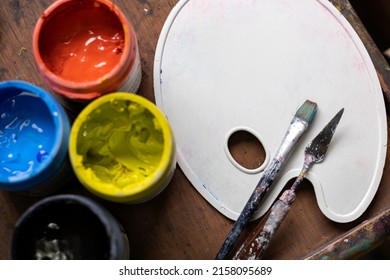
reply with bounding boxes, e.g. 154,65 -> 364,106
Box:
10,194 -> 129,260
0,80 -> 71,196
32,0 -> 142,102
69,92 -> 176,203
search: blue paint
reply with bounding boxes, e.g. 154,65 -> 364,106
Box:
37,150 -> 49,163
0,91 -> 55,180
0,81 -> 70,193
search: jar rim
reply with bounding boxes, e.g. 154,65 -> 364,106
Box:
32,0 -> 136,100
0,80 -> 69,188
69,92 -> 175,202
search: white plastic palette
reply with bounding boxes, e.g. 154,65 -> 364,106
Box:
153,0 -> 387,223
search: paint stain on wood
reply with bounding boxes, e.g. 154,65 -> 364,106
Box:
329,0 -> 343,12
305,208 -> 390,259
18,47 -> 27,56
139,0 -> 154,15
0,67 -> 9,79
8,0 -> 24,26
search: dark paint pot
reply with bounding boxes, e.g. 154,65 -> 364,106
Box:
10,194 -> 129,260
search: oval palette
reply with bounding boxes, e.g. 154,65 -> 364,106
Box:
154,0 -> 387,223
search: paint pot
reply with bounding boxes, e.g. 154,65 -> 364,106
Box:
10,194 -> 129,260
32,0 -> 142,102
0,80 -> 71,196
69,92 -> 176,203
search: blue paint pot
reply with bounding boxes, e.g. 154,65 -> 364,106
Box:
10,194 -> 129,260
0,80 -> 71,195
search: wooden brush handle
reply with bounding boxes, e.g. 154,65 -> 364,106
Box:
215,159 -> 283,259
233,189 -> 296,260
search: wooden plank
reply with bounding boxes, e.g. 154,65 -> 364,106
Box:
329,0 -> 390,112
304,207 -> 390,259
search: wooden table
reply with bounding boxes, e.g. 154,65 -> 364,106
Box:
1,0 -> 389,260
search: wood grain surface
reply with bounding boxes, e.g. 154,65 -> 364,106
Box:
0,0 -> 389,260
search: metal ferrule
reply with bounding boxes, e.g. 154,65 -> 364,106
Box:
275,117 -> 308,161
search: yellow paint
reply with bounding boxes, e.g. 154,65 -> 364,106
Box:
334,0 -> 342,12
69,92 -> 175,203
19,47 -> 27,56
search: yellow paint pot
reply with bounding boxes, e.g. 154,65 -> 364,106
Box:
69,93 -> 176,203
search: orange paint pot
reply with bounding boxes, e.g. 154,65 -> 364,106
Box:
33,0 -> 142,102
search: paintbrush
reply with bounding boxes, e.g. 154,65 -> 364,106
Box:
215,100 -> 318,260
233,108 -> 344,260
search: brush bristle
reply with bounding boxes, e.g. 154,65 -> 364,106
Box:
295,100 -> 317,124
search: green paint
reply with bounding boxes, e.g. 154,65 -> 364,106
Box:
77,100 -> 164,187
340,239 -> 374,258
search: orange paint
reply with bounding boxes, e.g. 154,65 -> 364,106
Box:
33,0 -> 142,101
39,1 -> 124,83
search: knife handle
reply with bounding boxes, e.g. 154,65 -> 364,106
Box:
233,189 -> 296,260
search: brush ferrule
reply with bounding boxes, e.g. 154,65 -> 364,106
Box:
275,117 -> 308,160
